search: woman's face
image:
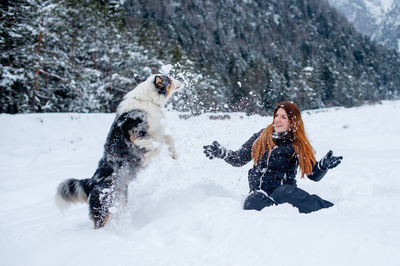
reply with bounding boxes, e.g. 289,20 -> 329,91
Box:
273,108 -> 290,133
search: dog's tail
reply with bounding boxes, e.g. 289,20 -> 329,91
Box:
55,178 -> 91,211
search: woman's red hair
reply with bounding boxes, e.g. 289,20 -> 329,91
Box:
251,101 -> 316,177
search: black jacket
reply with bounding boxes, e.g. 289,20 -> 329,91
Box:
224,129 -> 327,195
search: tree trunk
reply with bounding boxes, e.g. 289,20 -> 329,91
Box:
93,31 -> 97,69
32,17 -> 44,112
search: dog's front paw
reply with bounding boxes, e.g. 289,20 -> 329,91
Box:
141,155 -> 148,167
169,149 -> 178,160
164,135 -> 178,160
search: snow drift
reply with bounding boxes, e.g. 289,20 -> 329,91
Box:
1,101 -> 399,266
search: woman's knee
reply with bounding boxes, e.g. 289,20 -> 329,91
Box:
297,194 -> 334,213
270,185 -> 300,204
243,191 -> 275,211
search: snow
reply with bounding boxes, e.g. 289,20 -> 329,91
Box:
303,66 -> 314,72
363,0 -> 393,20
160,64 -> 174,74
330,0 -> 394,24
273,14 -> 280,25
398,38 -> 400,51
1,101 -> 400,266
379,0 -> 394,12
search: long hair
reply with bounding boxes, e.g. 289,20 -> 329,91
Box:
251,101 -> 316,177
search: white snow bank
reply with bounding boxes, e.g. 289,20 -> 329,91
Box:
1,101 -> 400,266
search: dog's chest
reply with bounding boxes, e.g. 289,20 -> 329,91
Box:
146,110 -> 165,141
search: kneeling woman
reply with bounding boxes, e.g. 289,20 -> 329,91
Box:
203,101 -> 342,213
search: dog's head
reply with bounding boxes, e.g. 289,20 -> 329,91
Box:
153,75 -> 181,97
117,74 -> 182,114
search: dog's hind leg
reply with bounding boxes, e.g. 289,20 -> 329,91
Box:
88,180 -> 115,229
118,185 -> 129,208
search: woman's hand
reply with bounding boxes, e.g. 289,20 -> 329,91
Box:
319,150 -> 343,170
203,141 -> 228,159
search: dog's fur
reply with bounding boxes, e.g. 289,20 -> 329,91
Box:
55,74 -> 181,229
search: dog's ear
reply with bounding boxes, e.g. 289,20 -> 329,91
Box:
154,75 -> 170,95
134,75 -> 148,84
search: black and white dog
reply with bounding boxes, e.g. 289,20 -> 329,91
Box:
56,74 -> 182,228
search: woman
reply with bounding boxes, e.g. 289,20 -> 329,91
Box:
203,101 -> 342,213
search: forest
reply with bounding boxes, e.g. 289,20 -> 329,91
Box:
1,0 -> 400,114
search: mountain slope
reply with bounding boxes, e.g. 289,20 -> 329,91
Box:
374,1 -> 400,51
329,0 -> 400,52
328,0 -> 391,36
124,0 -> 400,112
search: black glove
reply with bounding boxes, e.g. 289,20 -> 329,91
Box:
318,150 -> 343,170
203,141 -> 229,160
248,168 -> 261,192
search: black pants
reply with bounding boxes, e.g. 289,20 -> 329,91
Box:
243,185 -> 333,213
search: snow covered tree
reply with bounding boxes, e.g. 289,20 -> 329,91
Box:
0,0 -> 49,113
1,0 -> 225,114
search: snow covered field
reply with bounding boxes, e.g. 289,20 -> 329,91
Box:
1,101 -> 400,266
